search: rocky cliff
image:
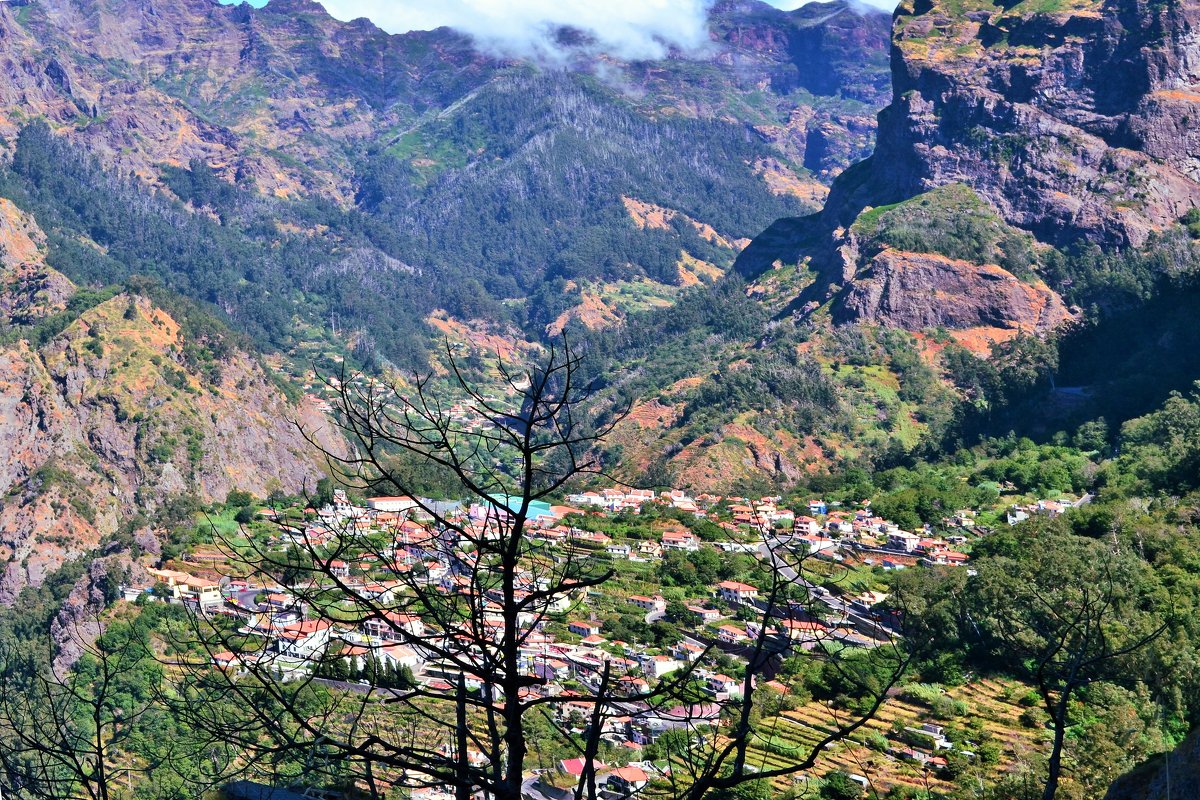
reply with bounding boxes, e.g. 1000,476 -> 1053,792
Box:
0,201 -> 338,603
666,0 -> 893,181
863,0 -> 1200,248
737,0 -> 1200,338
839,249 -> 1072,333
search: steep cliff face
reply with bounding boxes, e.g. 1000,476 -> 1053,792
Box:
737,0 -> 1200,337
0,206 -> 338,603
861,0 -> 1200,247
839,249 -> 1073,332
635,0 -> 893,182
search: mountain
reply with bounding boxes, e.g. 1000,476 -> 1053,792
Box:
0,0 -> 898,596
592,0 -> 1200,491
738,0 -> 1200,332
0,0 -> 893,370
0,0 -> 493,199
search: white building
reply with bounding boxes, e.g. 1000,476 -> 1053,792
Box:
368,496 -> 420,514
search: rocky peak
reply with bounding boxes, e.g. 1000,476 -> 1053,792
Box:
738,0 -> 1200,339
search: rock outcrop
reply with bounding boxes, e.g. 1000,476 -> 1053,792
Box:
852,0 -> 1200,248
838,249 -> 1073,332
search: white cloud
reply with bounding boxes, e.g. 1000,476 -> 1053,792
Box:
314,0 -> 721,62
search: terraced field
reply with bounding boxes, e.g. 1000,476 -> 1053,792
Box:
741,676 -> 1045,795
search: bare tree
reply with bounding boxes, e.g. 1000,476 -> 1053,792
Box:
0,611 -> 153,800
167,337 -> 919,800
654,514 -> 918,800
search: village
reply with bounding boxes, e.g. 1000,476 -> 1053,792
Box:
122,483 -> 1074,798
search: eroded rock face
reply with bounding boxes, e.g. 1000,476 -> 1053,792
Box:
867,0 -> 1200,248
702,0 -> 893,179
736,0 -> 1200,334
837,249 -> 1075,332
0,227 -> 339,603
0,0 -> 492,198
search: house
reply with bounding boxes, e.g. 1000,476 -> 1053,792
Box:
606,543 -> 632,558
187,577 -> 225,612
794,516 -> 821,536
605,766 -> 649,794
716,624 -> 749,644
778,619 -> 827,644
715,581 -> 759,604
559,758 -> 606,780
705,673 -> 741,698
826,518 -> 854,536
1037,499 -> 1068,517
534,657 -> 572,682
641,655 -> 682,678
926,550 -> 970,567
628,595 -> 666,613
851,590 -> 888,612
380,644 -> 422,670
687,605 -> 721,623
887,530 -> 921,553
274,619 -> 333,660
637,541 -> 663,558
569,621 -> 602,637
807,500 -> 828,516
145,568 -> 224,612
367,496 -> 419,514
261,592 -> 296,611
661,530 -> 699,551
566,491 -> 607,507
904,723 -> 953,750
362,611 -> 425,642
672,641 -> 705,662
326,559 -> 350,578
211,651 -> 244,672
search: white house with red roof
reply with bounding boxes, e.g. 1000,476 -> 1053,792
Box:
605,765 -> 649,794
628,594 -> 666,613
362,611 -> 425,642
568,621 -> 602,637
715,580 -> 759,604
274,619 -> 333,660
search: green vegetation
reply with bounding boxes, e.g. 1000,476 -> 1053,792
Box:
852,184 -> 1042,279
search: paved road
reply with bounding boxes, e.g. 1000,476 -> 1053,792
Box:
522,776 -> 561,800
758,537 -> 902,642
755,539 -> 877,629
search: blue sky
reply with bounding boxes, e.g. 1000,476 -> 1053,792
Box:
224,0 -> 893,60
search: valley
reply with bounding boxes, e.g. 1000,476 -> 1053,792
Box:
0,0 -> 1198,798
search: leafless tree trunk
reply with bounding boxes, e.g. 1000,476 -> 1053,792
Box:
166,336 -> 920,800
0,612 -> 151,800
